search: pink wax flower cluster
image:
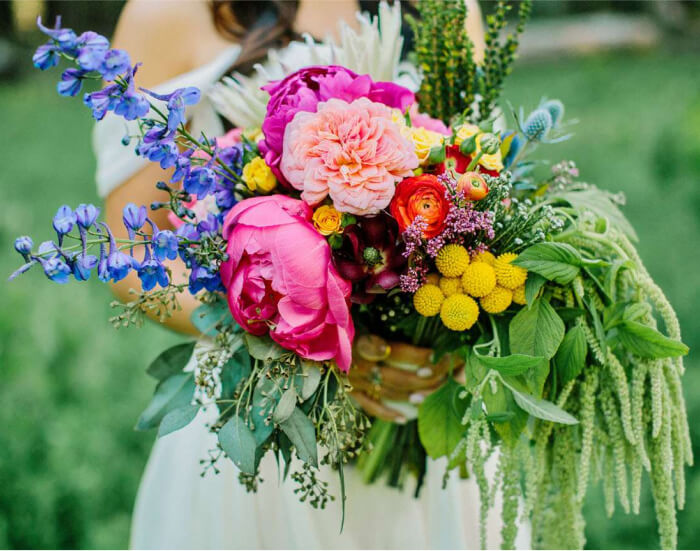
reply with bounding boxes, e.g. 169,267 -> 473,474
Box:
281,98 -> 418,216
220,195 -> 354,372
259,65 -> 415,187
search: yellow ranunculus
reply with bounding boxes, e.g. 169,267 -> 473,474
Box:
409,126 -> 445,165
312,205 -> 343,236
242,157 -> 277,193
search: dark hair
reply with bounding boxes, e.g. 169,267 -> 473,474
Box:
211,1 -> 301,74
211,1 -> 417,75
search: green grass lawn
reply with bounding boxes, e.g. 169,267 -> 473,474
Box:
0,48 -> 699,549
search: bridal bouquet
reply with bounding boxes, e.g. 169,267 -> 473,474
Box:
13,1 -> 690,549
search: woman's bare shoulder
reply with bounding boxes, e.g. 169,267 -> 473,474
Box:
112,0 -> 233,88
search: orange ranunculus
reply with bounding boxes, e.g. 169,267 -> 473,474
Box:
389,174 -> 449,239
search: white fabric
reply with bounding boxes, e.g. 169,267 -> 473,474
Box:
92,42 -> 529,550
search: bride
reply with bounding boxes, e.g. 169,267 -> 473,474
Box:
94,0 -> 529,548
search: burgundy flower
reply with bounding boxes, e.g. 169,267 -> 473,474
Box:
332,214 -> 406,303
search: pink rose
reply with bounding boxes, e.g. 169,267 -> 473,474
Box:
221,195 -> 354,371
409,105 -> 451,135
259,65 -> 415,187
280,97 -> 418,216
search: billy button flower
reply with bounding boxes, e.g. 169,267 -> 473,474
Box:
494,252 -> 528,290
440,293 -> 479,331
480,286 -> 513,314
435,244 -> 470,278
242,157 -> 277,194
413,283 -> 444,317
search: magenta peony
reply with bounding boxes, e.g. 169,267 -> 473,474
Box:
259,65 -> 415,186
280,98 -> 418,216
220,195 -> 354,371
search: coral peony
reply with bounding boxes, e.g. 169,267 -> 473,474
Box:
280,98 -> 418,216
220,195 -> 354,371
259,66 -> 415,186
389,174 -> 450,239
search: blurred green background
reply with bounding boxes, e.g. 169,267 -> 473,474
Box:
0,1 -> 699,549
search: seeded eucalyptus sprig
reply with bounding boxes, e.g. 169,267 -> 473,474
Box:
477,0 -> 533,121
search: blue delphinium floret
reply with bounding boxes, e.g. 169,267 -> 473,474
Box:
33,44 -> 59,70
137,126 -> 179,169
75,203 -> 100,229
123,203 -> 147,232
41,256 -> 72,284
75,31 -> 110,71
152,230 -> 179,262
184,166 -> 219,199
106,250 -> 135,282
99,49 -> 131,81
142,87 -> 201,132
37,17 -> 78,55
57,68 -> 87,97
138,249 -> 169,291
72,252 -> 99,281
53,205 -> 76,236
14,236 -> 33,256
189,265 -> 222,294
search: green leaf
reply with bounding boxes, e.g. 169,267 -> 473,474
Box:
525,273 -> 546,307
502,381 -> 579,425
554,188 -> 638,241
482,379 -> 527,446
427,144 -> 446,164
146,342 -> 195,380
218,415 -> 257,474
136,373 -> 195,431
617,321 -> 689,358
554,326 -> 587,385
190,300 -> 232,337
280,408 -> 318,467
556,307 -> 586,322
417,379 -> 469,459
157,404 -> 200,437
476,353 -> 545,376
273,388 -> 297,423
220,348 -> 251,399
244,334 -> 285,361
250,376 -> 277,445
295,361 -> 322,400
510,298 -> 565,360
513,242 -> 582,285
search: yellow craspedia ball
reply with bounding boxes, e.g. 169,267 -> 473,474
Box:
512,284 -> 527,305
472,250 -> 496,266
480,286 -> 513,314
413,284 -> 445,317
439,277 -> 463,297
425,273 -> 440,286
435,244 -> 470,277
440,294 -> 480,331
494,252 -> 528,290
461,262 -> 497,298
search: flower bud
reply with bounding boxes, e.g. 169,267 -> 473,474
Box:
52,205 -> 76,235
14,236 -> 33,255
75,203 -> 100,229
479,133 -> 500,155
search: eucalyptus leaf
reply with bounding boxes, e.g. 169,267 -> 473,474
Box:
513,242 -> 582,284
280,408 -> 318,467
503,382 -> 579,425
296,361 -> 322,400
190,300 -> 232,337
525,273 -> 546,307
510,298 -> 565,360
250,376 -> 277,445
554,326 -> 587,385
146,342 -> 195,380
417,379 -> 469,459
136,373 -> 195,431
220,347 -> 251,399
244,334 -> 285,361
477,353 -> 545,376
617,321 -> 689,358
157,404 -> 200,437
218,415 -> 257,474
273,388 -> 297,423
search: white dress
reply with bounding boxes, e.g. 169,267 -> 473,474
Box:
92,42 -> 530,551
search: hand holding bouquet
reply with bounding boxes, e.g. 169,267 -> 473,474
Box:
12,2 -> 691,549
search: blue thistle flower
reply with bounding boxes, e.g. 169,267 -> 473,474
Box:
541,99 -> 565,128
523,108 -> 553,141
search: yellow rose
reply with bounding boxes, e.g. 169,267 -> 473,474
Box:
476,134 -> 504,171
312,205 -> 343,236
454,123 -> 480,146
409,126 -> 445,165
242,157 -> 277,193
391,109 -> 409,131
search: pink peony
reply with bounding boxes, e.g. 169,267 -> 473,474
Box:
220,195 -> 354,371
280,98 -> 419,216
259,66 -> 415,186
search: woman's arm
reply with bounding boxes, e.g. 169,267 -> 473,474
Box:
105,0 -> 233,335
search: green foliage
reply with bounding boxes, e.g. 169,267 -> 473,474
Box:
513,242 -> 583,285
417,378 -> 469,459
509,298 -> 565,360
